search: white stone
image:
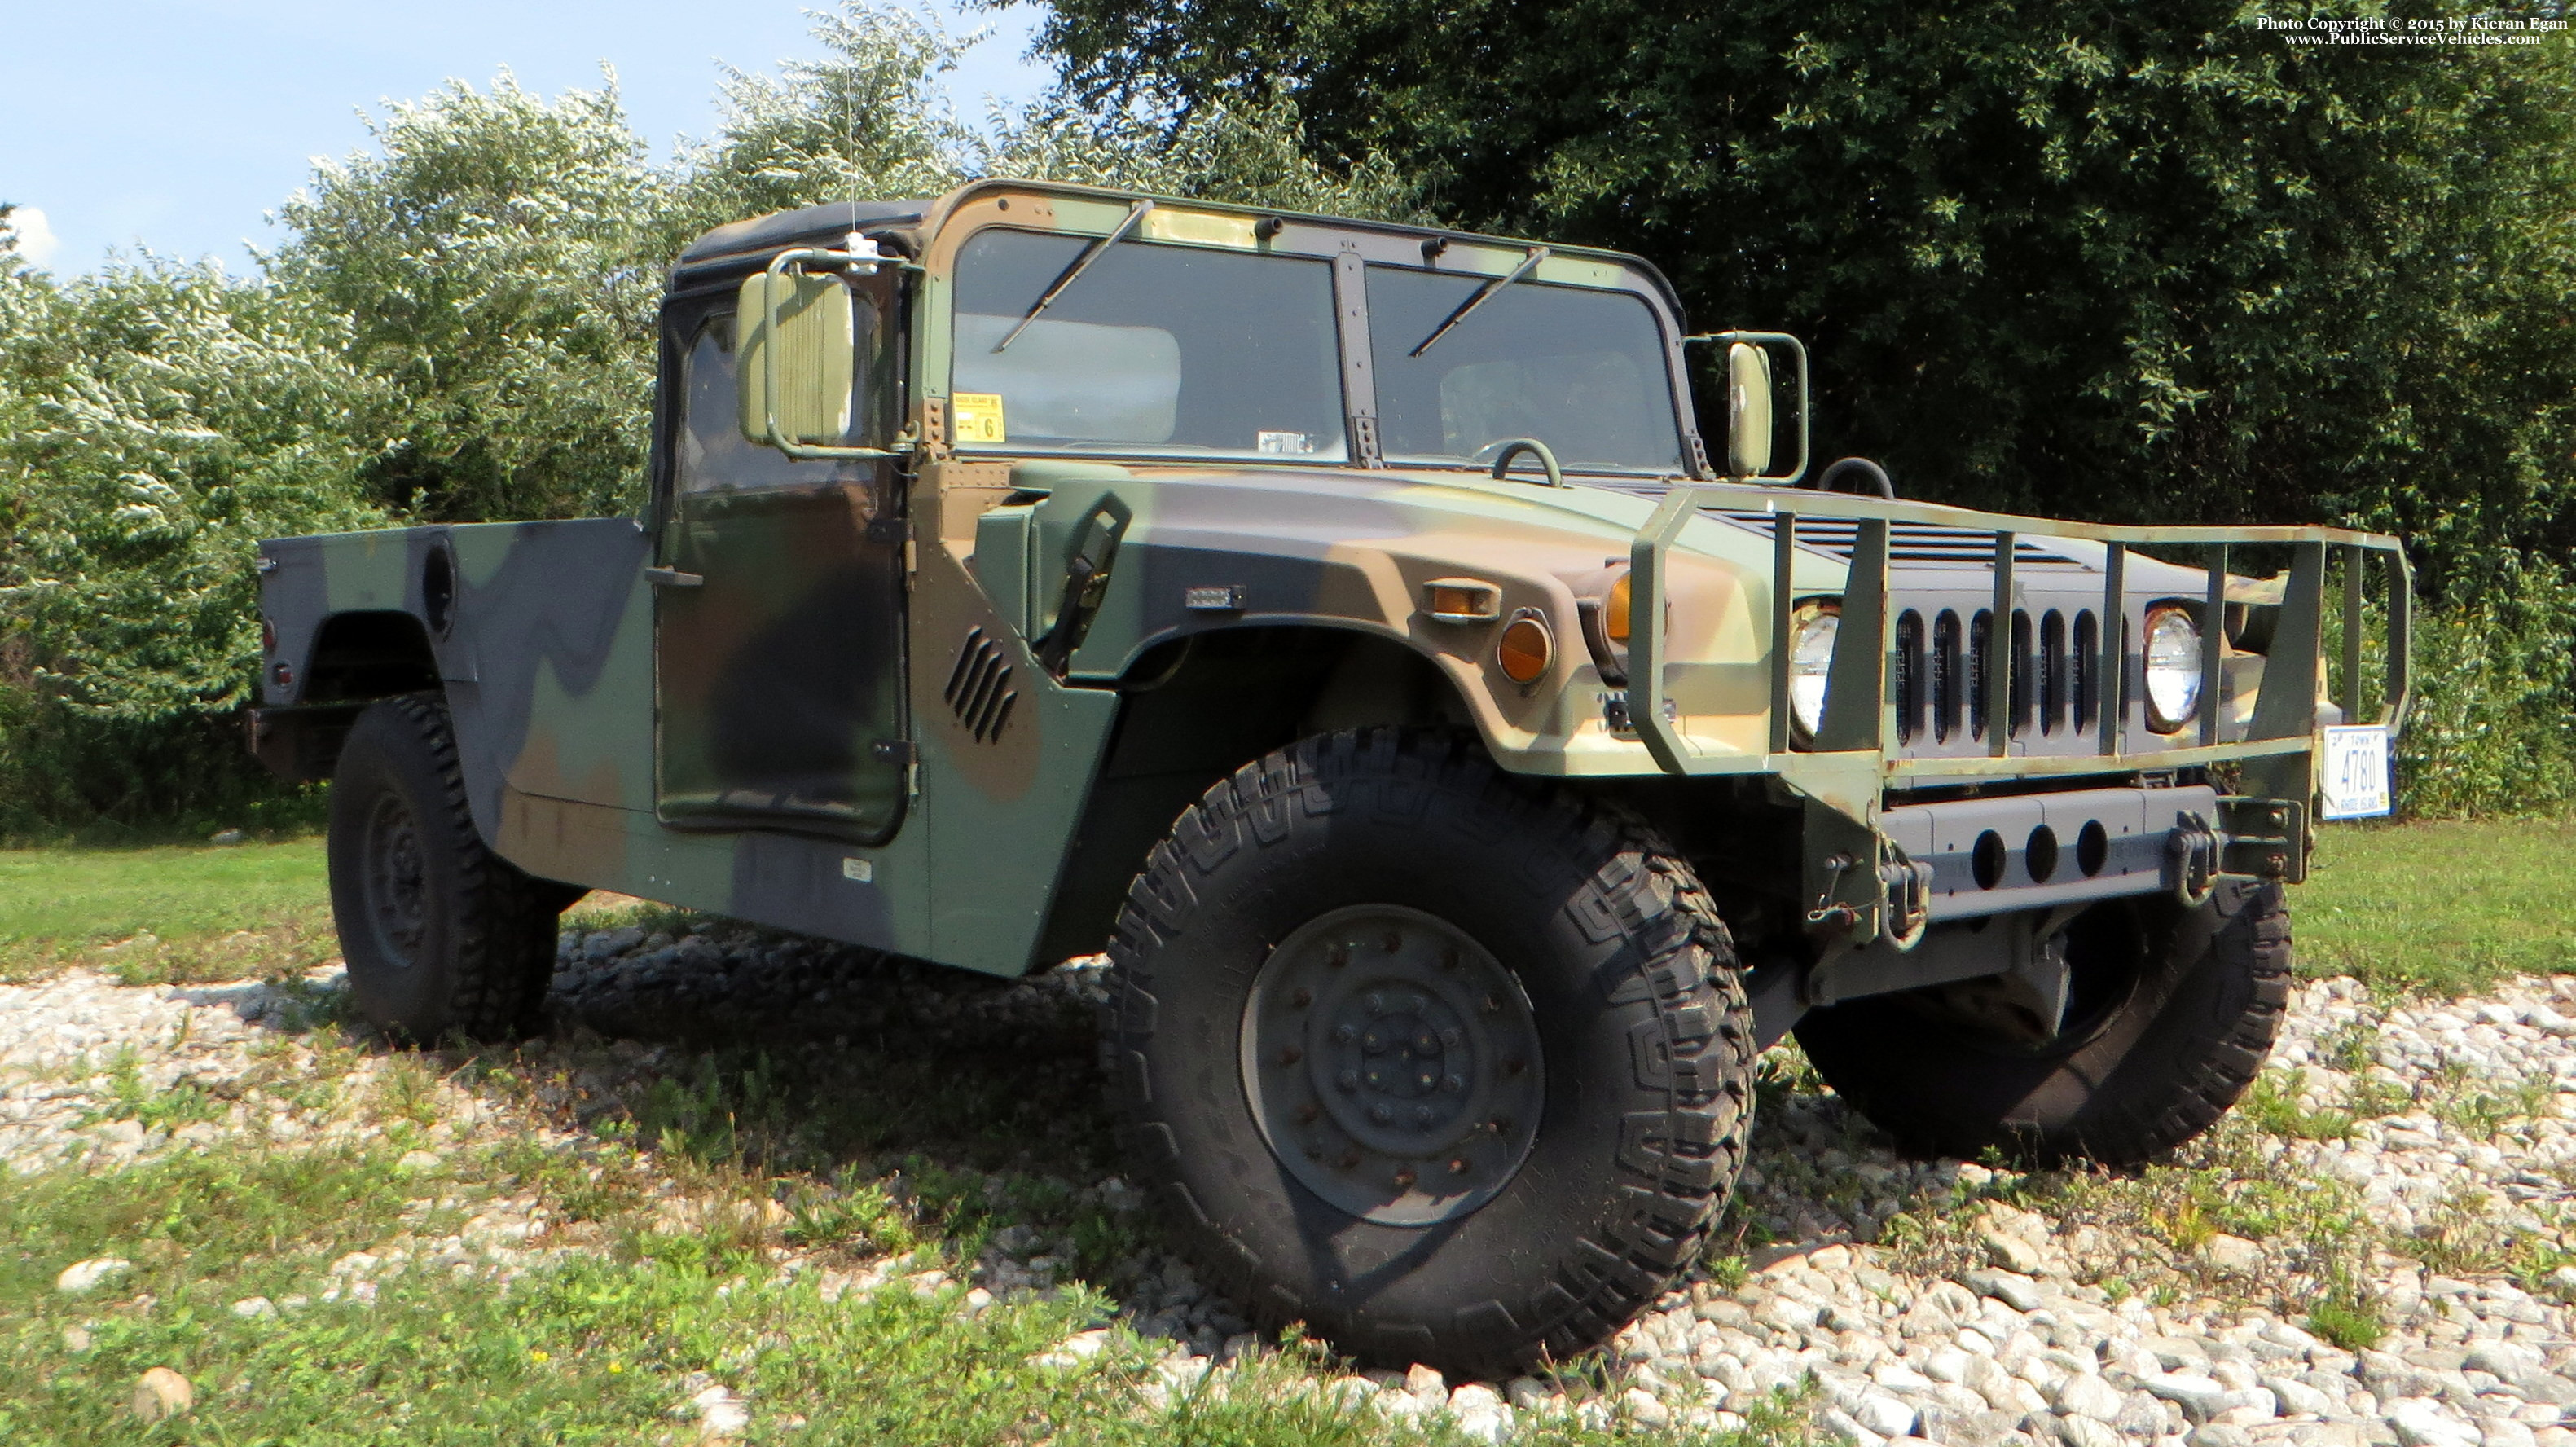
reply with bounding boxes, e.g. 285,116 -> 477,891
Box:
2143,1372 -> 2231,1421
2053,1372 -> 2125,1422
2056,1413 -> 2123,1447
56,1258 -> 131,1294
2385,1396 -> 2481,1447
687,1385 -> 750,1438
1620,1387 -> 1672,1427
2199,1234 -> 2265,1273
1851,1391 -> 1916,1438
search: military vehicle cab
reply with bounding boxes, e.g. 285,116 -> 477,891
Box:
249,180 -> 2411,1377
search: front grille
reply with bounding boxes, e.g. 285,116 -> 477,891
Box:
1914,606 -> 2099,747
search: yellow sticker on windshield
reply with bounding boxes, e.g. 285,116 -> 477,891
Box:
952,392 -> 1006,444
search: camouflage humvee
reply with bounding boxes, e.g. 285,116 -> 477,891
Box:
249,179 -> 2411,1376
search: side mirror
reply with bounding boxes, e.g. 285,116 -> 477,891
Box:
736,271 -> 855,448
1685,330 -> 1808,483
1726,341 -> 1774,478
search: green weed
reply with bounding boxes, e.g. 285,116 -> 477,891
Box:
2306,1279 -> 2388,1352
76,1046 -> 226,1131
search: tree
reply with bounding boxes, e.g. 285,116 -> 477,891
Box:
266,73 -> 670,523
1027,0 -> 2576,575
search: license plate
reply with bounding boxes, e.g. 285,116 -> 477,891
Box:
2319,725 -> 2394,820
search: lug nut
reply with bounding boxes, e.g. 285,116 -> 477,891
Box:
1336,1070 -> 1358,1093
1277,1045 -> 1303,1066
1442,1073 -> 1465,1093
1369,1104 -> 1392,1124
1334,1024 -> 1357,1045
1413,1105 -> 1434,1126
1441,1028 -> 1463,1049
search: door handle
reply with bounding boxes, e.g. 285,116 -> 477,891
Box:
645,567 -> 703,588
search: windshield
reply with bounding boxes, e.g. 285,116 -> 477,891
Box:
1365,265 -> 1683,474
951,228 -> 1346,460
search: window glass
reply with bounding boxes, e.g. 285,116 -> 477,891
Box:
678,293 -> 890,493
952,229 -> 1344,460
1365,266 -> 1683,473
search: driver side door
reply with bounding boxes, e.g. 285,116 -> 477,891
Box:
651,275 -> 910,842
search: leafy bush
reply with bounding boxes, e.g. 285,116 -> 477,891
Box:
0,235 -> 382,835
2398,561 -> 2576,818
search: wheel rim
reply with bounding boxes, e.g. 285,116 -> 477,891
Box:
363,793 -> 429,967
1238,904 -> 1545,1226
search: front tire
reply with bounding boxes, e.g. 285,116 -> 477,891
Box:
1101,729 -> 1756,1378
327,693 -> 568,1043
1795,880 -> 2292,1166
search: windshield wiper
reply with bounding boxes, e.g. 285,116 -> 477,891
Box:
1410,245 -> 1549,357
991,199 -> 1154,353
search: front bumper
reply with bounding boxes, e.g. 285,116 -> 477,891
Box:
1620,485 -> 2411,945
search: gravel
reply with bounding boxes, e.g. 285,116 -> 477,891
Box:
15,925 -> 2576,1445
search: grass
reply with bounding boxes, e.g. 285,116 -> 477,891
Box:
0,1130 -> 1794,1445
8,816 -> 2565,999
0,834 -> 334,983
2298,816 -> 2576,994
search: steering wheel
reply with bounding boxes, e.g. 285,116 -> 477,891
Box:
1813,456 -> 1895,499
1480,437 -> 1565,487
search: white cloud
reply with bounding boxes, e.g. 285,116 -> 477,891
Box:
8,206 -> 60,266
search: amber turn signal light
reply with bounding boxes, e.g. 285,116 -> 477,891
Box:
1497,613 -> 1554,684
1605,572 -> 1633,644
1422,578 -> 1503,623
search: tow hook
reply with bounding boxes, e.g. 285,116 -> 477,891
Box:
1879,852 -> 1934,951
2166,814 -> 2221,907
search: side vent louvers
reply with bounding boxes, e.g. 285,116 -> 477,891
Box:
943,628 -> 1018,744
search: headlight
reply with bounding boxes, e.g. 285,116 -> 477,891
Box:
2143,605 -> 2202,733
1788,604 -> 1838,741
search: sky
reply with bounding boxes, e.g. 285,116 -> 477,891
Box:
0,1 -> 1057,275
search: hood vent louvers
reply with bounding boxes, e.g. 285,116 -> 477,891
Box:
1712,511 -> 2090,570
943,628 -> 1018,744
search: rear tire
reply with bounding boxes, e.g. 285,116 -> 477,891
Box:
1794,880 -> 2292,1166
1101,728 -> 1756,1378
327,693 -> 569,1043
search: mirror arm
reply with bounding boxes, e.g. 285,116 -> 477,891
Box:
1681,331 -> 1809,485
758,243 -> 912,463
